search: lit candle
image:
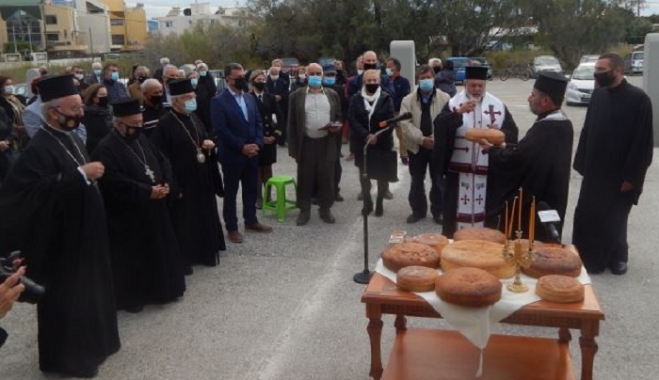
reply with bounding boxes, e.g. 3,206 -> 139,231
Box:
518,188 -> 523,232
508,197 -> 517,238
529,196 -> 535,244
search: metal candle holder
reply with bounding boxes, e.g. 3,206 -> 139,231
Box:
503,231 -> 534,293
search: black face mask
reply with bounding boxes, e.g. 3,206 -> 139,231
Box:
55,111 -> 81,131
433,67 -> 442,74
138,76 -> 147,83
594,70 -> 615,88
365,83 -> 380,94
363,63 -> 377,71
253,82 -> 266,91
123,125 -> 142,142
233,77 -> 248,92
97,97 -> 108,107
150,95 -> 163,105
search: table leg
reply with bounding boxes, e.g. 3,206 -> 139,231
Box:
366,304 -> 384,380
558,327 -> 572,344
394,315 -> 407,334
579,321 -> 600,380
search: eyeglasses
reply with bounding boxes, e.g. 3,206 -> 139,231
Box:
307,72 -> 322,76
56,105 -> 83,114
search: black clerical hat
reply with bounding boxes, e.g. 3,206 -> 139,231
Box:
37,74 -> 78,102
112,97 -> 142,117
534,72 -> 568,98
465,66 -> 489,80
169,79 -> 194,96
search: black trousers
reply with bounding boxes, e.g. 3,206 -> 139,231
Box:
408,147 -> 443,219
298,137 -> 335,210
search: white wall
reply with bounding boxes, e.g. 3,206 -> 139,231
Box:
157,14 -> 222,36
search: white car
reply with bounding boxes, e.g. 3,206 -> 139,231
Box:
566,63 -> 595,106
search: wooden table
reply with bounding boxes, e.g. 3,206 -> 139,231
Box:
361,273 -> 605,380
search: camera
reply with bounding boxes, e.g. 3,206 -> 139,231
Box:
0,251 -> 45,304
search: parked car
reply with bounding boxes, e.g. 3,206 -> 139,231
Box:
279,57 -> 300,74
530,55 -> 564,78
12,83 -> 32,99
208,69 -> 226,92
565,63 -> 595,106
579,55 -> 599,64
318,57 -> 336,67
624,51 -> 644,75
445,57 -> 471,83
469,57 -> 493,80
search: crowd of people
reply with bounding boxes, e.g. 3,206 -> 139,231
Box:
0,51 -> 653,378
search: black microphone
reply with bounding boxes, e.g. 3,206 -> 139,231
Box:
378,112 -> 412,128
536,201 -> 561,244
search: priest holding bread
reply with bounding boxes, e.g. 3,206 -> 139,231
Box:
434,66 -> 518,238
483,72 -> 573,243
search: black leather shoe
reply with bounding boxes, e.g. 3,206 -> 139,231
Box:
375,201 -> 384,217
297,209 -> 311,226
319,209 -> 336,224
383,190 -> 394,200
406,214 -> 425,224
124,304 -> 144,314
610,262 -> 628,275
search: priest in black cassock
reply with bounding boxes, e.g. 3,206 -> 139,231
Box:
0,74 -> 120,378
92,97 -> 186,313
152,79 -> 225,272
572,53 -> 653,275
484,72 -> 573,242
433,66 -> 518,238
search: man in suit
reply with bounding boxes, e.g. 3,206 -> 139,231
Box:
211,63 -> 272,243
266,59 -> 291,147
85,62 -> 103,86
153,57 -> 170,83
288,63 -> 342,226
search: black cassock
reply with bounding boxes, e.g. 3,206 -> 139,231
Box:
488,111 -> 574,242
0,124 -> 120,375
433,103 -> 518,238
152,110 -> 225,268
572,80 -> 653,272
92,130 -> 186,310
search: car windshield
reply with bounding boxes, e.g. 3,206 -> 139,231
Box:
534,56 -> 559,65
572,66 -> 595,80
581,55 -> 598,63
450,59 -> 468,68
633,52 -> 644,60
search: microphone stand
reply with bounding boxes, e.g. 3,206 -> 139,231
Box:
353,124 -> 398,284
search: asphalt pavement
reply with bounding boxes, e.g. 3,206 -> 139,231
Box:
1,77 -> 658,380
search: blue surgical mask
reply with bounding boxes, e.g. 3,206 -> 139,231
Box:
386,68 -> 393,76
94,69 -> 102,76
110,71 -> 119,81
199,71 -> 207,77
323,77 -> 336,86
184,99 -> 197,113
419,79 -> 434,92
191,78 -> 198,87
308,75 -> 322,88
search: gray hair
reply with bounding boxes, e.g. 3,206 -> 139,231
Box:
196,63 -> 208,71
141,78 -> 162,92
135,65 -> 150,76
41,98 -> 62,121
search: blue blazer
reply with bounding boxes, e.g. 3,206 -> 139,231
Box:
211,89 -> 264,165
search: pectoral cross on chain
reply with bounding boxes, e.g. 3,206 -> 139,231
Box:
483,105 -> 502,126
145,166 -> 156,183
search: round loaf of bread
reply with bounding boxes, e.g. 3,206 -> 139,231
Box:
441,240 -> 514,279
454,227 -> 506,244
436,267 -> 502,307
413,233 -> 449,258
522,246 -> 583,279
465,128 -> 505,145
535,275 -> 585,303
396,266 -> 440,292
518,239 -> 544,252
382,242 -> 439,273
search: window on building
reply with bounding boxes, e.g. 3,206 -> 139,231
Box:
45,15 -> 57,25
111,19 -> 124,26
112,34 -> 125,45
46,33 -> 59,41
165,21 -> 173,28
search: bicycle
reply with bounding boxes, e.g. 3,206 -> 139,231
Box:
499,64 -> 531,81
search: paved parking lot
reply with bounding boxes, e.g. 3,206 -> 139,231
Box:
2,77 -> 658,380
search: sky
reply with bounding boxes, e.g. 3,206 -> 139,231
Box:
129,0 -> 659,20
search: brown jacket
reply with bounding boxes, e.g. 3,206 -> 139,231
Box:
287,86 -> 342,161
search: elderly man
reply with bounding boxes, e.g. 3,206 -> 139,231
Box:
348,50 -> 395,100
288,63 -> 343,225
154,79 -> 225,269
102,62 -> 128,103
267,58 -> 291,147
92,97 -> 186,312
0,74 -> 120,377
86,61 -> 103,85
211,63 -> 271,243
195,62 -> 218,135
400,65 -> 451,224
141,79 -> 165,137
572,53 -> 654,275
434,66 -> 518,238
162,64 -> 180,108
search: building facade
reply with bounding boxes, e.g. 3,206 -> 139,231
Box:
156,4 -> 249,36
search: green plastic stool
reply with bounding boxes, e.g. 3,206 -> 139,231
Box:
262,175 -> 298,222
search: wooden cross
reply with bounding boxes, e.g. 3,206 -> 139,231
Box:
461,194 -> 470,205
483,105 -> 502,125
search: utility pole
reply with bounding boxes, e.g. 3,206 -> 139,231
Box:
12,24 -> 18,53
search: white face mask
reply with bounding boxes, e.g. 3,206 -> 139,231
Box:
270,74 -> 279,80
298,74 -> 306,80
75,73 -> 84,81
3,85 -> 14,95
